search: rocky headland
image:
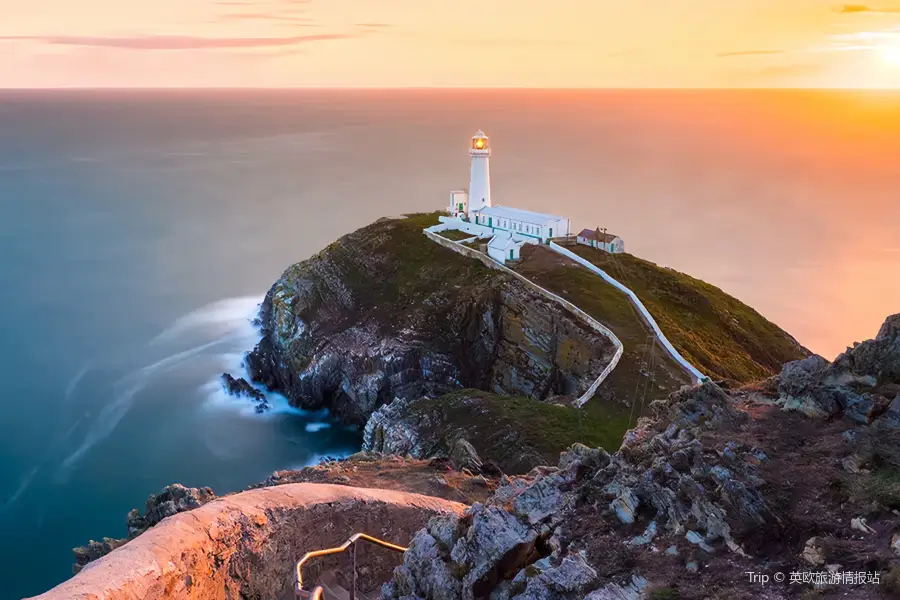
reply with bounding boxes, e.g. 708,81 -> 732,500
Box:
49,214 -> 898,600
244,213 -> 618,427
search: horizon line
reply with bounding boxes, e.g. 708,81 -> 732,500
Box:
3,85 -> 900,91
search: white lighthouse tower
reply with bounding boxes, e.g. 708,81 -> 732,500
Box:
467,130 -> 492,218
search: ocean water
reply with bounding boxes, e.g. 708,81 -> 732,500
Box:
0,89 -> 898,598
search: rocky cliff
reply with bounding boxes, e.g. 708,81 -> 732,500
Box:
381,314 -> 900,600
246,213 -> 617,426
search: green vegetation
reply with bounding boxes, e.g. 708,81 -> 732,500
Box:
292,212 -> 498,336
648,588 -> 682,600
514,246 -> 692,409
407,389 -> 632,474
565,246 -> 808,383
437,229 -> 474,242
847,468 -> 900,512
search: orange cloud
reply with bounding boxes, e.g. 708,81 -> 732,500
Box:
0,33 -> 357,50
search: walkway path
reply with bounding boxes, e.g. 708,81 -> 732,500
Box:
424,229 -> 624,407
548,242 -> 706,383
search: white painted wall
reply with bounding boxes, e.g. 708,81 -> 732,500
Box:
475,212 -> 568,243
576,236 -> 626,254
432,218 -> 494,238
549,242 -> 706,383
468,151 -> 491,216
449,191 -> 468,215
487,243 -> 521,264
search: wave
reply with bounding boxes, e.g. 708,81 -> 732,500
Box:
57,337 -> 229,477
64,365 -> 91,402
2,467 -> 39,509
150,296 -> 262,346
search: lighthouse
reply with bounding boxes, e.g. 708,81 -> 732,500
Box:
467,130 -> 492,218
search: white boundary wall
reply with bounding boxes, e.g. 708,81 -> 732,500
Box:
424,230 -> 624,407
549,242 -> 706,383
432,217 -> 495,238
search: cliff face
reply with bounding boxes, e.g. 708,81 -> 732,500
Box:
247,214 -> 616,426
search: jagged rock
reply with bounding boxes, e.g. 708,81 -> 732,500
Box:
451,504 -> 541,598
511,473 -> 567,525
892,533 -> 900,557
558,443 -> 610,478
220,373 -> 269,412
774,315 -> 900,427
72,537 -> 127,574
778,355 -> 830,398
607,485 -> 639,525
451,438 -> 484,474
624,521 -> 657,547
390,530 -> 461,600
510,553 -> 599,599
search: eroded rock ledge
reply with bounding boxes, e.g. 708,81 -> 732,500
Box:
32,484 -> 466,600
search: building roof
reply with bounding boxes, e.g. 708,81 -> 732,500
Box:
578,229 -> 619,243
478,205 -> 569,226
487,232 -> 526,251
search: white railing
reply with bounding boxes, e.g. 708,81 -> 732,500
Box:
424,230 -> 624,407
548,242 -> 706,383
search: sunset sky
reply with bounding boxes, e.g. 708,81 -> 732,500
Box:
4,1 -> 900,87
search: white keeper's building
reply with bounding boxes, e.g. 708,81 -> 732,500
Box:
445,131 -> 574,262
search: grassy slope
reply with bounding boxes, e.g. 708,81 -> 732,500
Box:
567,245 -> 809,383
515,245 -> 692,426
408,389 -> 632,474
286,212 -> 496,338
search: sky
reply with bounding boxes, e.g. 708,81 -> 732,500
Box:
4,1 -> 900,87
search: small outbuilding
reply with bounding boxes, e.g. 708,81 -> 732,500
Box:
487,232 -> 527,265
576,228 -> 625,254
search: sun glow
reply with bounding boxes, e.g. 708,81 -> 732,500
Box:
879,44 -> 900,66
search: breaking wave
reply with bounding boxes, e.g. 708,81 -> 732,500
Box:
56,296 -> 265,477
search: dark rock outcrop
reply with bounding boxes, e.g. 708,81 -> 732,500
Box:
769,313 -> 900,426
220,372 -> 269,413
246,215 -> 617,426
72,483 -> 215,573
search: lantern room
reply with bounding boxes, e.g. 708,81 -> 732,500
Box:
470,130 -> 490,153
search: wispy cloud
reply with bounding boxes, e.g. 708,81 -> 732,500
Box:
717,50 -> 784,58
0,33 -> 356,50
836,4 -> 900,13
220,13 -> 317,25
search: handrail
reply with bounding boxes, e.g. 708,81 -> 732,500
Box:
295,533 -> 408,597
296,586 -> 326,599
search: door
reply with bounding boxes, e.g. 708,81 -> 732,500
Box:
509,249 -> 514,260
488,217 -> 493,227
549,228 -> 553,239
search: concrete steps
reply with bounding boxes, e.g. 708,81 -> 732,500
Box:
315,570 -> 375,600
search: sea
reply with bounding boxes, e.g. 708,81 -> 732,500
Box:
0,89 -> 898,599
